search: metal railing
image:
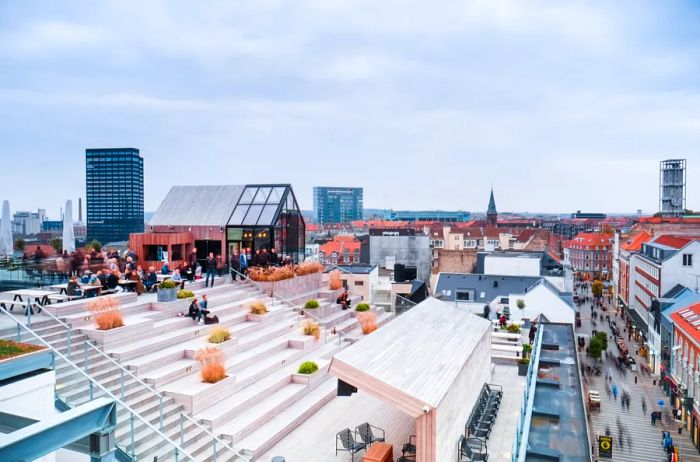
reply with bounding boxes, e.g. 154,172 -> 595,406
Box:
15,298 -> 250,462
230,267 -> 340,347
512,323 -> 544,462
0,305 -> 197,461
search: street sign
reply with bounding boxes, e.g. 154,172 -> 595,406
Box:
599,435 -> 613,458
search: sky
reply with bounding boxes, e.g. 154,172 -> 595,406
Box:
1,0 -> 699,217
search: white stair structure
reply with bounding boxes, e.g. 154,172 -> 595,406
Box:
0,274 -> 396,461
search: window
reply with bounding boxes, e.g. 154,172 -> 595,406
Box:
683,254 -> 693,267
456,291 -> 470,301
354,280 -> 364,286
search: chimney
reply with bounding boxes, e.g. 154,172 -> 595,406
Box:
78,197 -> 83,222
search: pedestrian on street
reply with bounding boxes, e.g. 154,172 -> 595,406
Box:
612,384 -> 618,400
642,396 -> 647,415
652,411 -> 657,425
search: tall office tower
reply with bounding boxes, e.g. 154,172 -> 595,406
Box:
86,148 -> 144,244
659,159 -> 686,216
313,187 -> 363,224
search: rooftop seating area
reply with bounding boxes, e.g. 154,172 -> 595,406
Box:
0,272 -> 395,461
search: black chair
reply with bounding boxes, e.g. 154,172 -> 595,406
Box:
355,422 -> 385,446
458,436 -> 488,461
336,428 -> 367,461
402,435 -> 416,457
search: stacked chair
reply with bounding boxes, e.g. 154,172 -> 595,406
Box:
458,383 -> 502,460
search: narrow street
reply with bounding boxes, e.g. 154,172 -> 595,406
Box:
576,283 -> 700,462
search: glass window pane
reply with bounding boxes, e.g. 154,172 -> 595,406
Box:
268,187 -> 285,204
229,205 -> 249,225
253,187 -> 271,204
243,204 -> 264,225
257,204 -> 279,226
240,187 -> 257,204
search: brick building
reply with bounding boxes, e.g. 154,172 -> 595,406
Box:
563,232 -> 614,279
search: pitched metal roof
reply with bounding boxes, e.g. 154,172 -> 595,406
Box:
149,185 -> 245,226
435,272 -> 542,303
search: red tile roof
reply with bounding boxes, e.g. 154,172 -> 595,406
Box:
672,303 -> 700,345
563,232 -> 613,250
638,217 -> 700,224
620,231 -> 652,251
319,238 -> 361,257
652,235 -> 700,249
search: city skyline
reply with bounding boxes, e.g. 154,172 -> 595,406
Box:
2,1 -> 700,214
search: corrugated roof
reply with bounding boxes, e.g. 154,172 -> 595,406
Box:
149,185 -> 245,226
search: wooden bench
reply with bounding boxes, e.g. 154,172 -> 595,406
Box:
363,442 -> 392,462
47,294 -> 80,303
0,300 -> 39,314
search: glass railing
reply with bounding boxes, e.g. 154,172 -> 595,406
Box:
1,305 -> 200,461
9,295 -> 251,462
512,324 -> 544,462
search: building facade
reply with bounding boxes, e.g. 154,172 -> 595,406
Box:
563,233 -> 613,279
368,228 -> 431,284
670,303 -> 700,449
86,148 -> 144,244
660,159 -> 687,216
312,187 -> 363,224
12,209 -> 46,236
383,210 -> 471,222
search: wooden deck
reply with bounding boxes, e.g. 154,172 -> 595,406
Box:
258,390 -> 415,462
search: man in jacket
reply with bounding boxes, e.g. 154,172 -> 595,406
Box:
188,248 -> 198,268
231,252 -> 241,281
239,250 -> 248,276
205,252 -> 217,288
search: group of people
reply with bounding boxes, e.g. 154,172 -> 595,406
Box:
182,294 -> 217,325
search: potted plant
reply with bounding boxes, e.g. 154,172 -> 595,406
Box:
177,289 -> 195,299
304,299 -> 320,310
194,346 -> 227,383
297,361 -> 319,375
157,279 -> 178,302
517,343 -> 533,375
355,303 -> 370,312
208,326 -> 231,344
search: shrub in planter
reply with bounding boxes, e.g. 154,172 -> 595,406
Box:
88,298 -> 124,330
355,303 -> 370,312
328,270 -> 342,290
516,299 -> 526,310
357,311 -> 377,335
506,323 -> 521,334
195,346 -> 226,383
304,299 -> 320,309
0,340 -> 44,360
248,265 -> 295,282
208,326 -> 231,344
303,320 -> 321,341
250,301 -> 268,315
160,279 -> 178,290
297,361 -> 319,375
177,289 -> 195,299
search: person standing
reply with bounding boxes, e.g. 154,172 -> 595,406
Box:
239,250 -> 248,276
231,252 -> 241,281
205,252 -> 216,288
270,248 -> 278,266
188,247 -> 198,269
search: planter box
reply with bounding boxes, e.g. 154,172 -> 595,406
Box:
0,348 -> 53,381
82,320 -> 155,349
246,313 -> 268,322
255,272 -> 323,297
165,373 -> 237,413
151,297 -> 192,313
157,287 -> 178,303
518,362 -> 530,376
291,361 -> 329,385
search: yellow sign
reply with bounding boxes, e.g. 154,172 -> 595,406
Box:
599,435 -> 613,458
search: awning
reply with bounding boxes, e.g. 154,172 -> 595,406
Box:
628,308 -> 648,332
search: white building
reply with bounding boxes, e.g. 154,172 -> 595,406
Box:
12,209 -> 46,235
629,235 -> 700,373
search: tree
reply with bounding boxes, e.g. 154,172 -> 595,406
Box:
516,299 -> 526,310
587,336 -> 603,360
50,238 -> 62,253
594,331 -> 608,351
88,239 -> 102,252
592,280 -> 603,299
14,237 -> 25,251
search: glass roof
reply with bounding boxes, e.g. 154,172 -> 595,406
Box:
228,185 -> 294,227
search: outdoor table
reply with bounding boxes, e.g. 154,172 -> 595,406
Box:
49,283 -> 68,294
363,442 -> 393,462
118,280 -> 137,292
50,283 -> 101,297
156,274 -> 171,282
5,289 -> 59,315
81,285 -> 102,296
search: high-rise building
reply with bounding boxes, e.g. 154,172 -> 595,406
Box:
86,148 -> 144,244
312,187 -> 363,224
660,159 -> 687,216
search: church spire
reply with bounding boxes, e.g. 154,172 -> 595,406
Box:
487,188 -> 497,226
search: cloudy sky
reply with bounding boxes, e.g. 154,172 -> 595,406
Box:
1,0 -> 699,217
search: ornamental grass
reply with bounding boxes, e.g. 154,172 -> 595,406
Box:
87,297 -> 124,330
249,301 -> 268,315
302,320 -> 321,341
357,311 -> 377,335
328,270 -> 342,290
195,346 -> 226,383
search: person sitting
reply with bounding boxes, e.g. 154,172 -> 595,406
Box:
197,294 -> 211,324
181,262 -> 195,281
195,263 -> 202,280
171,269 -> 185,289
66,276 -> 83,298
105,270 -> 119,291
131,271 -> 144,295
143,266 -> 158,292
188,298 -> 200,320
336,290 -> 350,310
80,271 -> 91,284
161,262 -> 170,275
86,273 -> 102,297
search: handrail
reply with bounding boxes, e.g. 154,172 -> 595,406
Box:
178,412 -> 250,462
0,305 -> 197,461
230,267 -> 329,341
35,295 -> 250,462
